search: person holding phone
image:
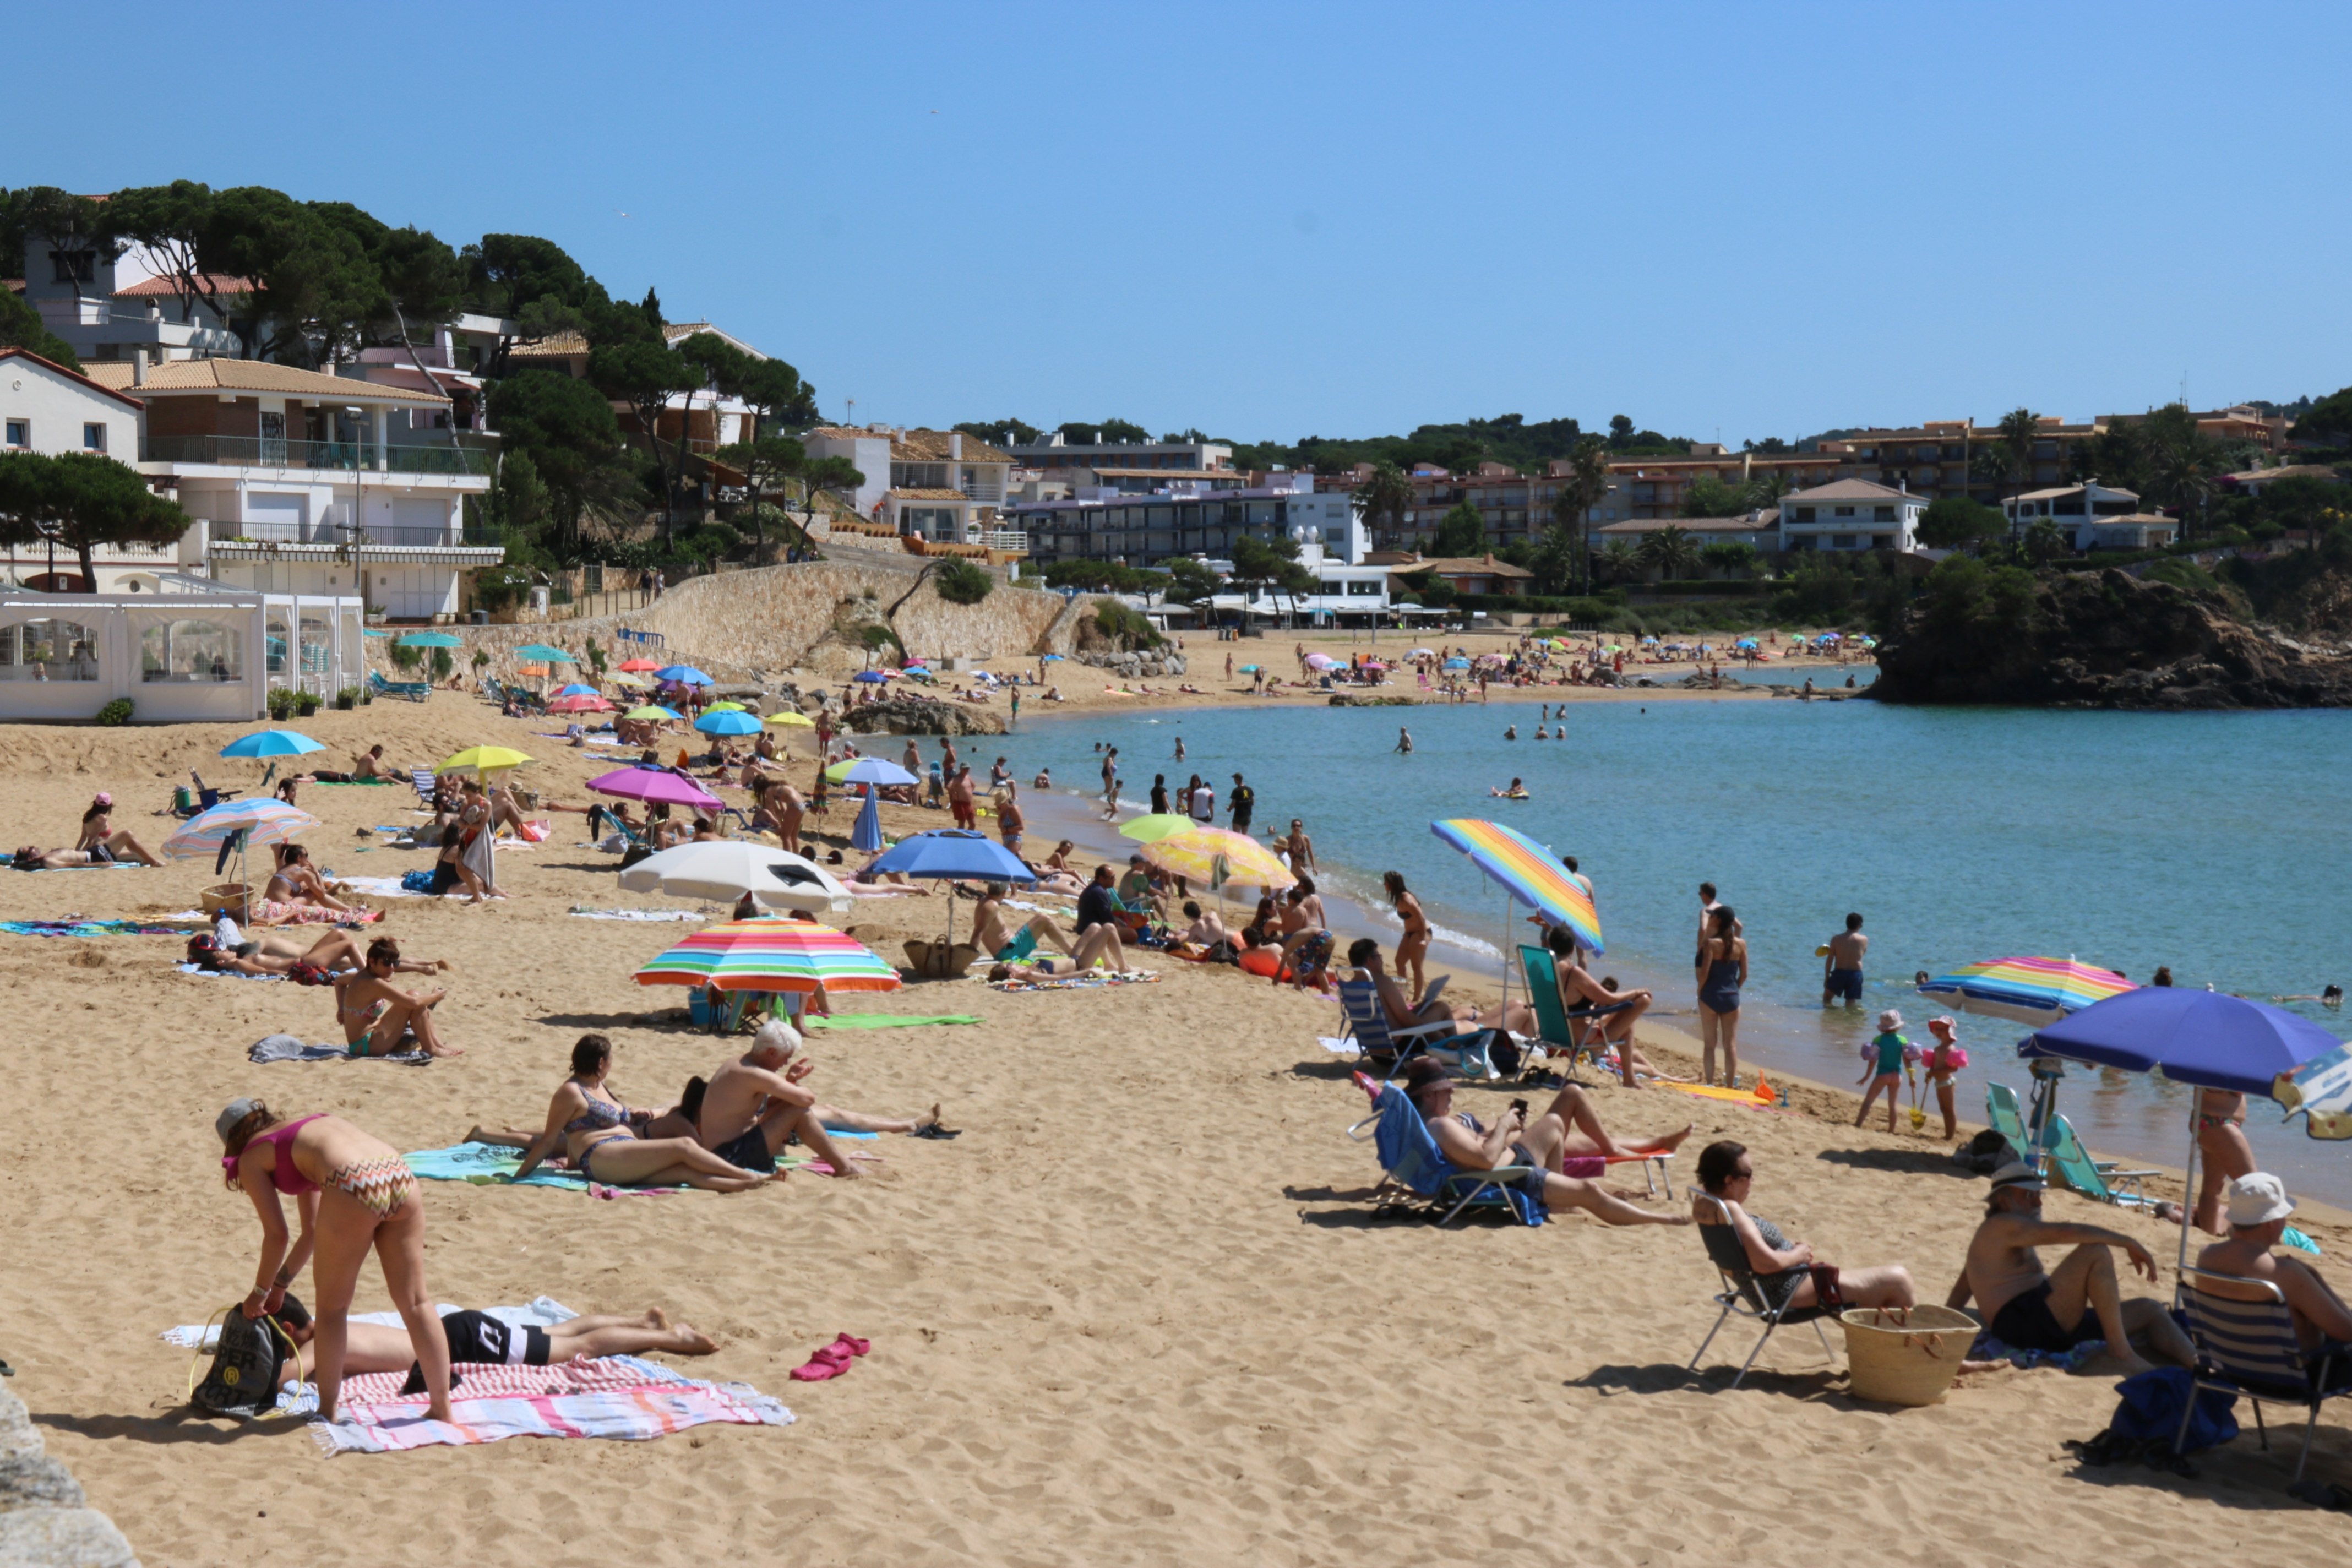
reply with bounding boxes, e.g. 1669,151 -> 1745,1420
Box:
1402,1060 -> 1690,1228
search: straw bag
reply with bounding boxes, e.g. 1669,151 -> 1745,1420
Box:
1838,1305 -> 1975,1406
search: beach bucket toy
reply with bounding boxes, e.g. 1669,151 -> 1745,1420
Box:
1838,1305 -> 1974,1406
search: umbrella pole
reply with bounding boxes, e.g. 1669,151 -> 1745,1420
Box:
2177,1104 -> 2198,1297
1499,891 -> 1512,1028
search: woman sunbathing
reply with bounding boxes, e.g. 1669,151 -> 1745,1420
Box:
510,1035 -> 771,1192
335,938 -> 461,1058
1402,1060 -> 1690,1228
75,794 -> 162,865
187,928 -> 448,981
264,844 -> 358,915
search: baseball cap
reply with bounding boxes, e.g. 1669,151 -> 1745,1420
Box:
2225,1172 -> 2296,1228
215,1096 -> 264,1146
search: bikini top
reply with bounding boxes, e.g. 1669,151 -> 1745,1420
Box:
222,1114 -> 326,1195
564,1088 -> 636,1136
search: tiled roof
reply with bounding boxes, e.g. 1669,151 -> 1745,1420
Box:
889,488 -> 972,502
892,428 -> 1013,464
1080,467 -> 1238,480
122,358 -> 447,404
510,331 -> 589,358
2007,483 -> 2138,503
0,348 -> 147,409
114,273 -> 253,298
1781,478 -> 1918,504
1596,511 -> 1779,535
804,426 -> 890,442
78,362 -> 138,390
1408,555 -> 1534,578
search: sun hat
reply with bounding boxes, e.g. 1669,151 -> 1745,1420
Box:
1987,1159 -> 2045,1196
215,1096 -> 265,1146
92,792 -> 112,807
2225,1173 -> 2296,1228
1878,1008 -> 1904,1032
1928,1015 -> 1957,1038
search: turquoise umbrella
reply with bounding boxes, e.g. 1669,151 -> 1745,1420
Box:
513,644 -> 575,663
694,710 -> 763,736
397,631 -> 461,649
219,729 -> 323,759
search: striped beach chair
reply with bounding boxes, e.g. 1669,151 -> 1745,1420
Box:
2177,1267 -> 2352,1479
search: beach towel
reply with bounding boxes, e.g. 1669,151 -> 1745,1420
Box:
291,1352 -> 793,1455
177,962 -> 281,982
333,875 -> 425,899
1968,1328 -> 2110,1373
804,1013 -> 982,1030
1653,1077 -> 1780,1108
0,918 -> 192,937
567,907 -> 705,922
405,1142 -> 687,1195
249,1032 -> 428,1066
986,968 -> 1160,993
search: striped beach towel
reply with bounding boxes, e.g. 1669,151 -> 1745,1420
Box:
288,1354 -> 793,1454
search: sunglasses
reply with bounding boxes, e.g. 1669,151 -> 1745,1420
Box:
1730,1168 -> 1755,1180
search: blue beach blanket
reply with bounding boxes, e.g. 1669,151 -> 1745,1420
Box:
2,918 -> 189,937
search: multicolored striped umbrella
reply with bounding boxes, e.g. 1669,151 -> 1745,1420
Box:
163,798 -> 319,859
634,917 -> 901,994
1429,818 -> 1603,954
1917,956 -> 2136,1025
1137,826 -> 1294,890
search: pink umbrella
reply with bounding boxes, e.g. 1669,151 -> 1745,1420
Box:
548,694 -> 615,713
586,767 -> 724,811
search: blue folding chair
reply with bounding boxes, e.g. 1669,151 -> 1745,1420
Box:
1346,1085 -> 1541,1228
1333,976 -> 1465,1084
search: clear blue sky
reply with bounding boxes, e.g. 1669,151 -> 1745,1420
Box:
17,2 -> 2350,447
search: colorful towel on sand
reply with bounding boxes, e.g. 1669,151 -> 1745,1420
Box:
1968,1329 -> 2109,1371
176,962 -> 281,981
805,1013 -> 982,1030
250,1032 -> 428,1066
985,968 -> 1160,993
567,907 -> 705,922
0,918 -> 192,937
406,1142 -> 689,1195
289,1353 -> 793,1454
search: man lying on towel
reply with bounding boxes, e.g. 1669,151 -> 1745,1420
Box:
261,1294 -> 716,1392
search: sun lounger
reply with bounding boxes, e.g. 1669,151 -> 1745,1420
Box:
369,668 -> 430,703
2177,1267 -> 2352,1481
1347,1084 -> 1541,1227
1686,1191 -> 1837,1390
2044,1114 -> 2162,1210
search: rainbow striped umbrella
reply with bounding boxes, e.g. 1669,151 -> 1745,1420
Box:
1429,818 -> 1603,954
1917,956 -> 2135,1026
634,917 -> 901,995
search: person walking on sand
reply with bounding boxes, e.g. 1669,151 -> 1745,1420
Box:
1856,1009 -> 1913,1133
1823,911 -> 1867,1008
216,1097 -> 454,1424
1947,1162 -> 2195,1375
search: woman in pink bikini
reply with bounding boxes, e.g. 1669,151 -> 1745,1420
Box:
217,1097 -> 453,1423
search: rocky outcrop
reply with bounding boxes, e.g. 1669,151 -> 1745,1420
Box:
1326,694 -> 1415,706
0,1385 -> 140,1567
838,696 -> 1008,736
1074,650 -> 1188,680
1874,568 -> 2352,709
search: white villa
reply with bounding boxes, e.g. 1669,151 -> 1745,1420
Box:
1778,478 -> 1925,553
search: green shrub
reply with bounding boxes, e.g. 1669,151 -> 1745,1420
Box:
334,686 -> 361,711
429,647 -> 454,682
932,556 -> 995,605
1092,598 -> 1161,647
389,642 -> 422,672
94,697 -> 133,727
266,686 -> 298,721
294,690 -> 322,716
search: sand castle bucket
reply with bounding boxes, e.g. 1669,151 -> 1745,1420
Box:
1838,1305 -> 1975,1406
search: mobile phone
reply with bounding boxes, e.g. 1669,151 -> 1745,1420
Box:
1510,1098 -> 1529,1118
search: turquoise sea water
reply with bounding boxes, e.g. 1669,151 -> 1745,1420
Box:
1006,692 -> 2352,1206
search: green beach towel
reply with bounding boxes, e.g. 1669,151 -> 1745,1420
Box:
804,1013 -> 983,1030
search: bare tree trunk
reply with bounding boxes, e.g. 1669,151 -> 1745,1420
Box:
391,303 -> 465,454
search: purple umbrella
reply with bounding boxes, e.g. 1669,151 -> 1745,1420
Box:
586,767 -> 724,811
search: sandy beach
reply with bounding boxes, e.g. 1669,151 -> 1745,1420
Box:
2,691 -> 2343,1568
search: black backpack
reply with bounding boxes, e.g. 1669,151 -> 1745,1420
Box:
189,1298 -> 304,1419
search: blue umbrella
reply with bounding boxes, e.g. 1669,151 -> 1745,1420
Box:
219,729 -> 323,759
853,670 -> 889,683
694,710 -> 763,736
1041,653 -> 1065,661
554,682 -> 599,698
655,665 -> 712,686
851,790 -> 885,853
868,829 -> 1033,883
1444,657 -> 1470,670
837,757 -> 919,787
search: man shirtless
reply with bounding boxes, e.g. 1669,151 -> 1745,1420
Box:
2192,1173 -> 2352,1370
972,882 -> 1125,970
1823,912 -> 1868,1008
1946,1162 -> 2194,1375
695,1020 -> 859,1178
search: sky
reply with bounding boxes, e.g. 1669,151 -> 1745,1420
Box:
14,1 -> 2351,448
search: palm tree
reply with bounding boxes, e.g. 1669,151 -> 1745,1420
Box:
1550,437 -> 1611,593
1353,461 -> 1415,550
2149,427 -> 2226,542
1598,538 -> 1641,585
1638,524 -> 1702,581
1996,407 -> 2041,531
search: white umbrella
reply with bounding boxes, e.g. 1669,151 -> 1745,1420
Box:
618,841 -> 853,914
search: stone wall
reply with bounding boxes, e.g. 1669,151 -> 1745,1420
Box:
375,561 -> 1082,685
0,1385 -> 140,1566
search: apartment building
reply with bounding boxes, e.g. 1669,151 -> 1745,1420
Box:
1006,472 -> 1363,568
1006,432 -> 1232,473
798,426 -> 1016,545
2002,482 -> 2178,551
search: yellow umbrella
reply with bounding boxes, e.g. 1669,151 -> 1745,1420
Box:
765,711 -> 815,728
1119,813 -> 1197,843
1140,826 -> 1295,890
704,700 -> 749,713
437,745 -> 535,777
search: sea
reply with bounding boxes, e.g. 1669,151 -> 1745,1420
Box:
999,681 -> 2352,1208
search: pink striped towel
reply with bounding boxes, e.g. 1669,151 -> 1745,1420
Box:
295,1354 -> 793,1455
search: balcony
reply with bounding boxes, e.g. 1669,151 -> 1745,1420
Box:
143,434 -> 496,477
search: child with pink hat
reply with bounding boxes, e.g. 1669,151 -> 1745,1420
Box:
1921,1016 -> 1969,1141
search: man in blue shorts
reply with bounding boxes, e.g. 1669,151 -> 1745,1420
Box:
1823,911 -> 1867,1008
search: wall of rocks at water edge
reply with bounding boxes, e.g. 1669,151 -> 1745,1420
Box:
1074,650 -> 1188,680
0,1385 -> 140,1567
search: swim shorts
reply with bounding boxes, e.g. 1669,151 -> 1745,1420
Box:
714,1125 -> 776,1174
1826,968 -> 1864,1002
1988,1282 -> 2103,1353
401,1309 -> 549,1392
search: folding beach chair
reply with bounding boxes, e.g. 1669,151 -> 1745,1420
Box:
1333,976 -> 1472,1084
1345,1085 -> 1542,1228
2044,1114 -> 2163,1212
1686,1192 -> 1837,1390
1518,945 -> 1638,1071
410,767 -> 438,808
369,669 -> 430,703
2177,1268 -> 2352,1481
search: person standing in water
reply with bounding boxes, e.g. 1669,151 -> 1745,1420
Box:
1823,912 -> 1867,1008
1395,727 -> 1414,754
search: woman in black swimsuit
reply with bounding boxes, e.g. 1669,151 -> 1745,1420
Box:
1384,871 -> 1431,1001
513,1035 -> 771,1191
1694,906 -> 1747,1087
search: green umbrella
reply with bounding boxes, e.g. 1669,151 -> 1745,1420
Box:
398,631 -> 462,649
511,644 -> 575,662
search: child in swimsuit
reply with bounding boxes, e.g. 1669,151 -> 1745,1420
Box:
1856,1009 -> 1914,1134
1921,1016 -> 1969,1141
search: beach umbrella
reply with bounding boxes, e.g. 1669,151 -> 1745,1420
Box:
1137,826 -> 1294,891
219,729 -> 323,759
607,670 -> 654,688
1444,657 -> 1470,670
516,664 -> 549,679
1736,639 -> 1759,649
703,700 -> 749,713
617,658 -> 662,672
1640,636 -> 1659,644
1118,813 -> 1199,843
396,631 -> 461,649
622,705 -> 681,721
165,798 -> 320,919
635,917 -> 901,995
437,745 -> 534,778
586,767 -> 723,812
1430,817 -> 1602,1026
852,670 -> 889,683
618,842 -> 852,914
1304,652 -> 1335,667
850,789 -> 885,853
867,829 -> 1038,958
548,694 -> 616,714
1361,659 -> 1387,671
825,757 -> 918,787
1406,648 -> 1435,657
553,682 -> 599,698
1917,956 -> 2135,1027
2276,1041 -> 2352,1140
2023,988 -> 2343,1277
694,709 -> 763,737
656,665 -> 713,685
1040,653 -> 1065,661
765,711 -> 815,728
1237,664 -> 1261,673
363,629 -> 393,639
513,643 -> 574,663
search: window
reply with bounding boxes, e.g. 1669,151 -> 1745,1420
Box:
140,618 -> 244,683
0,619 -> 101,681
48,250 -> 95,284
1345,579 -> 1381,595
1792,507 -> 1815,522
1873,506 -> 1895,522
83,423 -> 105,453
3,420 -> 25,448
1832,505 -> 1855,518
1831,533 -> 1856,549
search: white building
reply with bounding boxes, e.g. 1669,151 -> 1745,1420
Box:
18,239 -> 245,367
799,426 -> 1017,546
1007,431 -> 1232,473
2002,481 -> 2174,550
1006,472 -> 1368,568
1779,479 -> 1924,553
0,573 -> 365,722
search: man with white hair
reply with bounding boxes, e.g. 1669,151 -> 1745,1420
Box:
695,1020 -> 861,1179
1947,1161 -> 2195,1374
2193,1173 -> 2352,1370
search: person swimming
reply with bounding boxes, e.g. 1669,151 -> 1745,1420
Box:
1489,777 -> 1528,799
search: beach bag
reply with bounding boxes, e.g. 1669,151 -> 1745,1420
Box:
1839,1305 -> 1977,1406
399,868 -> 438,893
189,1298 -> 304,1419
1951,1129 -> 2016,1174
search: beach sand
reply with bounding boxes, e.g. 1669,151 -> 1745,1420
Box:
2,696 -> 2342,1567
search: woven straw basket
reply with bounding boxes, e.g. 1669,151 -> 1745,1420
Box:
1838,1305 -> 1975,1406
